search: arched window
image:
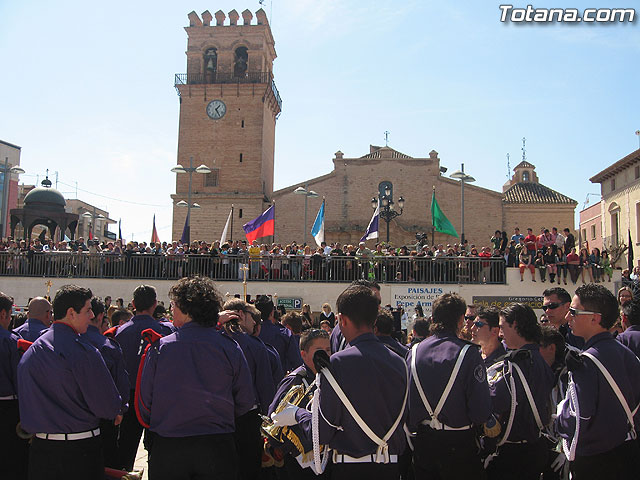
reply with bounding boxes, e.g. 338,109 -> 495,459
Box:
522,171 -> 530,182
234,47 -> 248,78
204,48 -> 217,81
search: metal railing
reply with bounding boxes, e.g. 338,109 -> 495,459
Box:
174,71 -> 282,111
0,253 -> 507,284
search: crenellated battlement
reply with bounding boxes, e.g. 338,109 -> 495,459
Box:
186,8 -> 268,28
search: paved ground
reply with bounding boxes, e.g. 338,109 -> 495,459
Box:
133,439 -> 148,480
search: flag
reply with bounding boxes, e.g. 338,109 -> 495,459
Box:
88,230 -> 93,240
151,215 -> 160,244
360,201 -> 379,242
220,208 -> 233,245
243,205 -> 275,242
629,230 -> 634,271
311,200 -> 325,247
431,190 -> 459,238
118,219 -> 122,241
180,212 -> 190,244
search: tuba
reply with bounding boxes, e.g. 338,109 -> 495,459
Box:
262,382 -> 315,456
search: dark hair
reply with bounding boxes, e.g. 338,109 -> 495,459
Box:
500,303 -> 541,344
413,319 -> 430,337
223,298 -> 251,312
540,324 -> 566,364
111,308 -> 133,325
476,306 -> 500,328
0,291 -> 13,314
575,283 -> 619,329
90,297 -> 105,316
169,276 -> 221,327
622,299 -> 640,326
153,304 -> 167,320
53,285 -> 93,320
431,293 -> 466,334
374,309 -> 394,335
542,287 -> 571,304
282,311 -> 303,335
133,285 -> 157,312
255,295 -> 275,321
336,285 -> 378,329
414,305 -> 424,317
350,279 -> 381,293
299,328 -> 329,351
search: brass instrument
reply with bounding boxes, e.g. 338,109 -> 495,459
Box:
262,382 -> 314,456
16,422 -> 33,441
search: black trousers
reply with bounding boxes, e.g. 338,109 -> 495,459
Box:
486,438 -> 547,480
99,418 -> 119,469
413,427 -> 485,480
331,462 -> 399,480
570,440 -> 640,480
0,399 -> 29,480
29,435 -> 103,480
148,433 -> 237,480
118,390 -> 142,471
233,408 -> 262,480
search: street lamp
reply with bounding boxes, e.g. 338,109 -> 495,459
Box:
373,183 -> 405,243
449,163 -> 475,245
294,183 -> 319,245
0,158 -> 25,238
171,156 -> 211,243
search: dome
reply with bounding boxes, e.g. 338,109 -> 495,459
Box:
24,186 -> 67,208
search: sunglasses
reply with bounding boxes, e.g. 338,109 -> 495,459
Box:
473,320 -> 487,328
542,302 -> 564,311
465,315 -> 476,321
568,307 -> 599,317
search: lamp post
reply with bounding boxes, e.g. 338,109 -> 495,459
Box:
449,163 -> 475,246
171,156 -> 211,244
372,184 -> 405,244
293,183 -> 319,245
0,157 -> 25,238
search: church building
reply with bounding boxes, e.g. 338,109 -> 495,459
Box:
171,10 -> 576,247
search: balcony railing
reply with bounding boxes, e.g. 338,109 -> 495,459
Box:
0,252 -> 507,284
174,71 -> 282,111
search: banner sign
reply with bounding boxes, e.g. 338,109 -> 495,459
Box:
390,285 -> 460,316
472,296 -> 544,310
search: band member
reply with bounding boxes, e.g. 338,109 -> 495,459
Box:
273,285 -> 407,480
115,285 -> 175,471
137,276 -> 254,480
0,291 -> 29,479
14,296 -> 52,341
18,285 -> 122,480
408,293 -> 493,479
471,306 -> 506,367
487,303 -> 554,480
267,328 -> 332,478
556,284 -> 640,479
330,280 -> 381,353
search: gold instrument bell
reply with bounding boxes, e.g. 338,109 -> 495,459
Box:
262,382 -> 313,456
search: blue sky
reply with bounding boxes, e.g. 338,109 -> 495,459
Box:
0,1 -> 638,242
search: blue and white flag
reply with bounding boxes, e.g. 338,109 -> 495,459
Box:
311,200 -> 325,247
360,201 -> 379,242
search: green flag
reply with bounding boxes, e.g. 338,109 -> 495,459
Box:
431,191 -> 459,238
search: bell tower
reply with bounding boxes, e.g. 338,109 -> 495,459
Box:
171,9 -> 281,242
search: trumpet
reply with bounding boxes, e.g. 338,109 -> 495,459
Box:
262,382 -> 315,456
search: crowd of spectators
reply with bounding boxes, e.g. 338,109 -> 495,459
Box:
0,224 -> 616,284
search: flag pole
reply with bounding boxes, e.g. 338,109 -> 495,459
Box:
431,186 -> 435,247
272,200 -> 276,245
230,204 -> 234,243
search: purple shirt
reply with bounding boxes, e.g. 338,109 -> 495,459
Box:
330,322 -> 346,354
484,342 -> 507,368
17,322 -> 121,434
14,318 -> 49,342
378,335 -> 409,358
227,331 -> 276,415
0,327 -> 21,397
80,325 -> 130,413
115,314 -> 175,387
259,320 -> 302,372
617,325 -> 640,359
296,332 -> 407,457
490,344 -> 554,443
556,332 -> 640,456
407,333 -> 491,430
138,322 -> 255,437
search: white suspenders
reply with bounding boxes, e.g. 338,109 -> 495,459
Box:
410,343 -> 471,430
320,361 -> 409,464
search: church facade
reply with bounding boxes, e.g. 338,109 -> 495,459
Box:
171,10 -> 577,248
